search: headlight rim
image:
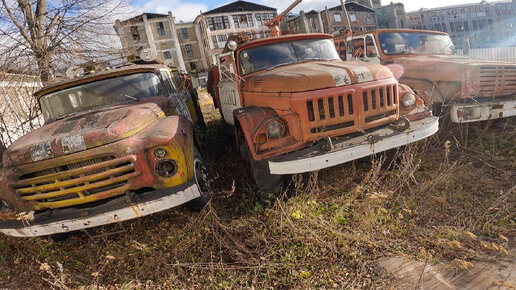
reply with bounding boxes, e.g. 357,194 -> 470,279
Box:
402,93 -> 416,107
265,119 -> 286,139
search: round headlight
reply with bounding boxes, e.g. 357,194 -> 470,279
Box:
154,147 -> 167,158
265,120 -> 286,139
155,159 -> 177,178
227,40 -> 238,51
402,93 -> 416,107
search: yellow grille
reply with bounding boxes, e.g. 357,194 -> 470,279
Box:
11,156 -> 138,209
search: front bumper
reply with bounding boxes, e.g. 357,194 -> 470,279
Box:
0,182 -> 200,237
450,98 -> 516,123
268,116 -> 439,174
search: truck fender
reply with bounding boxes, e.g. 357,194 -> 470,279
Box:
233,106 -> 278,159
400,78 -> 446,105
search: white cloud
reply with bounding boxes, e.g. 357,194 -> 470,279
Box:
131,0 -> 496,23
257,0 -> 491,15
133,0 -> 208,22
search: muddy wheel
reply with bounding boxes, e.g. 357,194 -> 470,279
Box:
238,130 -> 285,203
186,148 -> 212,212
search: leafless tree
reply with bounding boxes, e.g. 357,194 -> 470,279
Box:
0,0 -> 135,84
0,0 -> 136,149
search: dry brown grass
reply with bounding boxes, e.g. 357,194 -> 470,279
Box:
0,108 -> 514,289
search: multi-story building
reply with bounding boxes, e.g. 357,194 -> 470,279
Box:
286,10 -> 325,34
196,0 -> 277,65
114,13 -> 186,71
321,2 -> 378,33
375,2 -> 408,28
176,21 -> 210,85
407,0 -> 516,48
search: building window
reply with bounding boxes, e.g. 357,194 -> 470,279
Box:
130,26 -> 140,40
349,13 -> 357,22
334,13 -> 342,22
163,51 -> 172,59
233,14 -> 254,28
217,34 -> 228,48
310,18 -> 317,31
190,62 -> 197,71
156,22 -> 166,36
256,13 -> 275,26
207,16 -> 230,30
181,28 -> 188,39
185,44 -> 193,57
211,35 -> 218,48
396,9 -> 404,16
211,34 -> 228,49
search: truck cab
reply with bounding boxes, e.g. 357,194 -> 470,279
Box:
0,63 -> 211,237
208,33 -> 438,200
336,29 -> 516,123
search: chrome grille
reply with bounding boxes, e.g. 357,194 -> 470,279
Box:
472,65 -> 516,97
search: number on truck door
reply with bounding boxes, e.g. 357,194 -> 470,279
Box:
217,54 -> 242,125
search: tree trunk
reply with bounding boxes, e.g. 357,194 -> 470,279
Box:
35,52 -> 54,85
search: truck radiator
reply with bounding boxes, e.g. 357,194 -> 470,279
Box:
362,84 -> 398,123
305,84 -> 398,135
472,65 -> 516,97
11,156 -> 138,209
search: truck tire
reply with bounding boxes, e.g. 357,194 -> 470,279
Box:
238,131 -> 285,202
186,147 -> 212,211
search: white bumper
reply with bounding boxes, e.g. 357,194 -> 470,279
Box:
268,116 -> 439,175
450,99 -> 516,123
0,183 -> 200,237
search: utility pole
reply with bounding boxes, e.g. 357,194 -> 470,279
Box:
340,0 -> 352,31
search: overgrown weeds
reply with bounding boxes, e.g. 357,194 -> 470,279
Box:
0,108 -> 514,288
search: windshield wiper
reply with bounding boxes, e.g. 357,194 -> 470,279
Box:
436,42 -> 454,55
120,94 -> 138,101
266,62 -> 295,71
55,112 -> 78,121
302,58 -> 323,62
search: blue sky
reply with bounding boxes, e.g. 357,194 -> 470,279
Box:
130,0 -> 486,23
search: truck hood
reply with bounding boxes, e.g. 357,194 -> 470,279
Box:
392,55 -> 515,82
246,61 -> 394,93
3,102 -> 164,167
392,55 -> 516,98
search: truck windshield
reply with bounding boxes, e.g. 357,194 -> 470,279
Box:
39,72 -> 166,123
378,32 -> 455,55
238,38 -> 340,75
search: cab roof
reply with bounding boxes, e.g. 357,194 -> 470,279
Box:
237,33 -> 334,51
350,29 -> 449,37
35,64 -> 170,99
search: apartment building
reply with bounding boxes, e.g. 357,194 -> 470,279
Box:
375,2 -> 408,29
176,21 -> 210,84
321,2 -> 378,33
407,0 -> 516,48
196,0 -> 277,65
286,10 -> 325,34
114,13 -> 186,71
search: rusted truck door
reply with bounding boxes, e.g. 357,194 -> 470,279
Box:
346,35 -> 380,64
217,53 -> 242,125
